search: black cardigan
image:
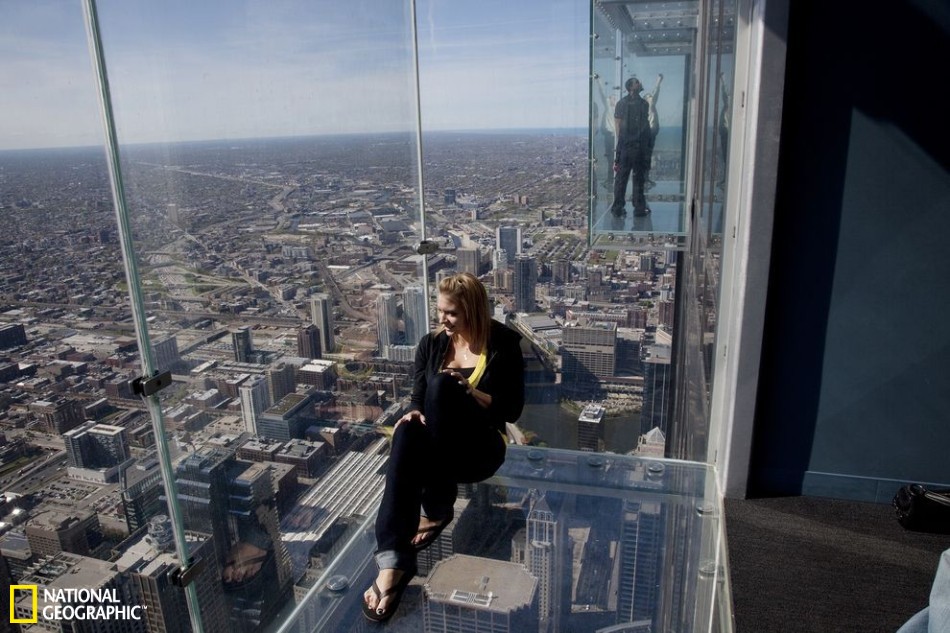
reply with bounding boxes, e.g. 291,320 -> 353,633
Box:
408,320 -> 525,433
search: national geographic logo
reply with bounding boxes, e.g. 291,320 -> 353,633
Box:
9,585 -> 37,624
10,585 -> 145,624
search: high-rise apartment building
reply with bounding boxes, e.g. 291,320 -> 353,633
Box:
231,327 -> 253,363
552,258 -> 571,285
495,226 -> 522,267
561,321 -> 617,381
493,248 -> 509,271
296,324 -> 322,359
309,294 -> 335,354
457,247 -> 480,277
121,456 -> 165,534
266,362 -> 298,404
63,422 -> 130,469
240,375 -> 272,436
377,292 -> 401,358
403,285 -> 428,346
513,255 -> 537,313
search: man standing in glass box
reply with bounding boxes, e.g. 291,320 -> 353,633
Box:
610,76 -> 654,217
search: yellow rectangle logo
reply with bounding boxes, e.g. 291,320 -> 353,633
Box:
10,585 -> 38,624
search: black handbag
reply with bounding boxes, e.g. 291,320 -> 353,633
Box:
892,484 -> 950,534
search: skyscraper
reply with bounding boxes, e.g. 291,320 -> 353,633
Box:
642,349 -> 672,436
403,284 -> 428,346
525,492 -> 558,624
561,321 -> 618,381
577,403 -> 606,452
496,225 -> 522,267
618,501 -> 665,627
231,327 -> 253,363
152,336 -> 181,372
296,325 -> 322,359
121,456 -> 164,534
239,375 -> 272,436
377,292 -> 401,358
513,255 -> 537,313
310,294 -> 335,354
266,362 -> 298,404
457,247 -> 480,276
552,258 -> 571,285
62,422 -> 129,469
117,517 -> 229,633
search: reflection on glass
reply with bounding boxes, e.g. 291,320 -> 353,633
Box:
591,1 -> 695,243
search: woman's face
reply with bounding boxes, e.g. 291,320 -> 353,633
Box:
437,293 -> 467,337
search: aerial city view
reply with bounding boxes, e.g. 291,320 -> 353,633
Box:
0,1 -> 710,632
0,129 -> 682,632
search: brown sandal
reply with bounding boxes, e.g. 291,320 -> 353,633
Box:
362,567 -> 415,623
412,512 -> 454,552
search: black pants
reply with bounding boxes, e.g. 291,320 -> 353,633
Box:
612,144 -> 650,214
375,372 -> 506,571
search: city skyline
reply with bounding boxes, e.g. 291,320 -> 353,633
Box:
0,0 -> 590,150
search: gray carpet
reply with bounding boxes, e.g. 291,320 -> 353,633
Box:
724,496 -> 950,633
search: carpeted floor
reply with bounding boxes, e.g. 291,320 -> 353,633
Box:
724,496 -> 950,633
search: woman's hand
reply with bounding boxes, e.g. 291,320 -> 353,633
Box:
443,369 -> 473,394
395,409 -> 425,429
443,370 -> 491,409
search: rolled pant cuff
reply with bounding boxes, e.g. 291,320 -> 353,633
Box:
375,549 -> 415,572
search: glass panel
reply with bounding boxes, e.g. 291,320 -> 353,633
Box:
590,0 -> 696,247
697,1 -> 736,417
2,2 -> 739,632
667,0 -> 737,463
276,447 -> 729,633
87,1 -> 422,631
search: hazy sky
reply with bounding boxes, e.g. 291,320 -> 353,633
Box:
0,0 -> 594,150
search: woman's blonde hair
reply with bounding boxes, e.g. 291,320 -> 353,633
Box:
436,272 -> 491,353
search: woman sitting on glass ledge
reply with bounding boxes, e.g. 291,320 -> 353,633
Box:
362,272 -> 525,623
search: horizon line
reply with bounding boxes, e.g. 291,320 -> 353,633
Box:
0,126 -> 600,154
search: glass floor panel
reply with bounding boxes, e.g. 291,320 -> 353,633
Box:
273,445 -> 729,633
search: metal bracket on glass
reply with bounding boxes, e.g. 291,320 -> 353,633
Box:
415,240 -> 439,255
170,556 -> 206,588
131,370 -> 173,397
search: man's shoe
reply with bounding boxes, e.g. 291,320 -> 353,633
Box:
633,207 -> 651,217
610,206 -> 627,217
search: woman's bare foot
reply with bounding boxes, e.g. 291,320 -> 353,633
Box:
363,568 -> 405,615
